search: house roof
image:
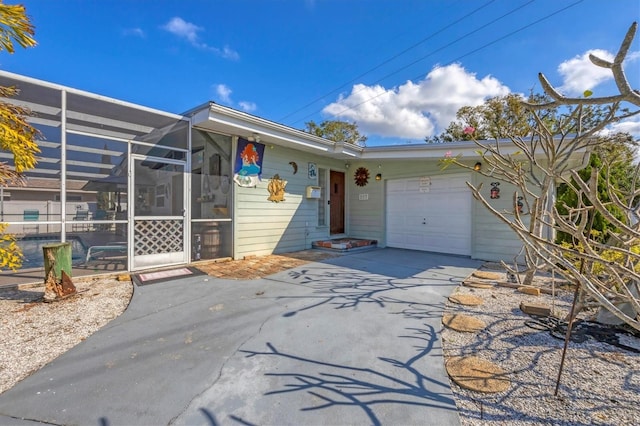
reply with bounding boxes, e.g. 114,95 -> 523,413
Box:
188,102 -> 589,169
188,102 -> 363,159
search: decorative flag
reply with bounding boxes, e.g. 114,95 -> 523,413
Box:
233,138 -> 265,187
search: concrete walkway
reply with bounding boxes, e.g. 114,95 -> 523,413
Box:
0,248 -> 481,426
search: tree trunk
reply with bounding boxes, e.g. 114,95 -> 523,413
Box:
43,242 -> 76,302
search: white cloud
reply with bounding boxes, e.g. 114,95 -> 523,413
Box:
162,17 -> 201,43
628,50 -> 640,62
123,28 -> 145,38
161,17 -> 239,60
558,49 -> 615,96
607,116 -> 640,138
219,45 -> 239,61
213,85 -> 257,112
322,63 -> 510,140
215,84 -> 232,103
238,101 -> 257,112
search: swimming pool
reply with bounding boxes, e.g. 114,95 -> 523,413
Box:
17,236 -> 88,269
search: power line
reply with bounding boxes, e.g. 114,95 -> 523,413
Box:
314,0 -> 584,125
277,0 -> 498,123
288,0 -> 536,126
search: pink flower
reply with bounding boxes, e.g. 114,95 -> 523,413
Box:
444,151 -> 452,158
463,126 -> 475,135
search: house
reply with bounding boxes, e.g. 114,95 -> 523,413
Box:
0,70 -> 588,275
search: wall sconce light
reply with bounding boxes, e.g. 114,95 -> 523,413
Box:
375,173 -> 382,181
345,163 -> 350,169
474,162 -> 482,171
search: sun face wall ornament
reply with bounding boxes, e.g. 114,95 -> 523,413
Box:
354,167 -> 370,187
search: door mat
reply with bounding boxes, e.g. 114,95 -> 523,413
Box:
132,267 -> 206,286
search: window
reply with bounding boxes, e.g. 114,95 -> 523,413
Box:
317,168 -> 327,226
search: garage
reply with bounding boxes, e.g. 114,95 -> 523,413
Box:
386,174 -> 472,256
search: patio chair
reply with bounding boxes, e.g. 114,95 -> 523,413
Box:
22,209 -> 40,234
72,209 -> 90,232
85,241 -> 127,264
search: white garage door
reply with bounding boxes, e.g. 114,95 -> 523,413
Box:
386,174 -> 472,255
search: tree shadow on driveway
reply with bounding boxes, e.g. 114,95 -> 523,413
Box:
226,257 -> 479,425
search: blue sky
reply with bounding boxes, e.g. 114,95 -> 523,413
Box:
2,0 -> 639,146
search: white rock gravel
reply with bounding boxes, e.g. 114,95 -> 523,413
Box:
443,274 -> 640,426
0,275 -> 132,395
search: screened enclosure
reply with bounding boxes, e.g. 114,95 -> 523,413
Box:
0,71 -> 233,280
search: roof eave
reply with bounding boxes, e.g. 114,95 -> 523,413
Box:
191,102 -> 365,157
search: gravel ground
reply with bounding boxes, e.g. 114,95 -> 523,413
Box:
442,273 -> 640,426
0,274 -> 133,395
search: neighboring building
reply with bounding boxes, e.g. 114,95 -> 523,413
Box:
0,71 -> 588,276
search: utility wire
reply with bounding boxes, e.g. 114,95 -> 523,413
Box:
277,0 -> 498,122
310,0 -> 584,125
288,0 -> 536,126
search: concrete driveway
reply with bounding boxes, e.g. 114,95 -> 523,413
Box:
0,248 -> 481,426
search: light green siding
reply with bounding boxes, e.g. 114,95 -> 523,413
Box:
471,174 -> 538,263
233,144 -> 343,259
344,159 -> 530,262
235,148 -> 545,263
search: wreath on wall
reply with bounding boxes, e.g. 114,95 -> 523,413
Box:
354,167 -> 370,187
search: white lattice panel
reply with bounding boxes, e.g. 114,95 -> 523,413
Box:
134,220 -> 184,255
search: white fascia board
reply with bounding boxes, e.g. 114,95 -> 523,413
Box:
361,142 -> 482,160
361,137 -> 588,162
192,103 -> 350,154
332,141 -> 362,157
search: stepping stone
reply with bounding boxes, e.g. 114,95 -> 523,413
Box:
517,286 -> 541,296
442,314 -> 486,332
448,294 -> 484,306
446,356 -> 510,393
520,302 -> 551,317
472,270 -> 502,280
463,281 -> 494,289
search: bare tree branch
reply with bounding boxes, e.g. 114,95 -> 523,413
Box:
524,22 -> 640,109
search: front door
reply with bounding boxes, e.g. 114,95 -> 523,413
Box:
130,155 -> 187,269
330,170 -> 345,234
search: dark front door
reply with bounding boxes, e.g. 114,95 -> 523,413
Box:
330,170 -> 345,234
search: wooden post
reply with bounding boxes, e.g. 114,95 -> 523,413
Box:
43,242 -> 76,302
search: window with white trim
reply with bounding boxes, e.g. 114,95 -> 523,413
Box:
317,168 -> 327,226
